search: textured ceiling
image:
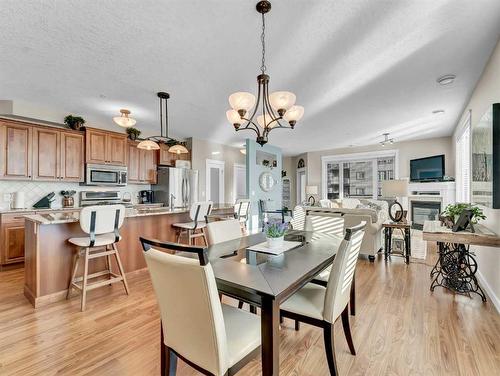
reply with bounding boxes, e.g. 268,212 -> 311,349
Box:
0,0 -> 499,155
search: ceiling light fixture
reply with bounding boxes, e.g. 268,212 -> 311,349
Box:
226,1 -> 304,146
436,74 -> 456,85
137,92 -> 189,154
113,109 -> 136,128
380,133 -> 394,146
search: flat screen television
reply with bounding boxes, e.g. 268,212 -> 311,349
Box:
410,155 -> 445,182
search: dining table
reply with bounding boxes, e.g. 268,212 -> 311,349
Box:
205,229 -> 343,376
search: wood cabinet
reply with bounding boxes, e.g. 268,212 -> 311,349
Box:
0,212 -> 35,268
127,141 -> 157,184
86,128 -> 127,166
0,120 -> 32,180
32,127 -> 84,182
158,144 -> 191,166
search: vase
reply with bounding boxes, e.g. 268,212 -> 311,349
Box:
62,196 -> 74,208
266,236 -> 284,249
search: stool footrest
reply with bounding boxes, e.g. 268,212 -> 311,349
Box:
71,275 -> 124,291
88,250 -> 117,259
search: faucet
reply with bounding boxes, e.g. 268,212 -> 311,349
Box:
169,193 -> 176,209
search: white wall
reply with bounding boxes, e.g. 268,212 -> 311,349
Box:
452,40 -> 500,311
190,138 -> 246,204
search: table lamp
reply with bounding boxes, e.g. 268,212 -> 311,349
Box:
306,185 -> 318,206
381,179 -> 408,222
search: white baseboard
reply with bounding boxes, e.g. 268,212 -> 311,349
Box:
476,270 -> 500,314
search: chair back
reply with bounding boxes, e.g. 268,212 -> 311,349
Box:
207,219 -> 242,245
79,204 -> 125,236
140,238 -> 229,376
305,210 -> 344,237
234,199 -> 250,222
190,201 -> 213,223
290,206 -> 306,230
323,222 -> 365,323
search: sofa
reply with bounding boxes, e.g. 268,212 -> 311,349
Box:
303,198 -> 389,261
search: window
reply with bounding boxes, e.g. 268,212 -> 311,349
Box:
322,151 -> 397,200
456,111 -> 471,203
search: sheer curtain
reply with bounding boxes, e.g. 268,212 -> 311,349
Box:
456,111 -> 471,203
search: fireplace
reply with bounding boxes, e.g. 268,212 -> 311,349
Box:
411,201 -> 441,230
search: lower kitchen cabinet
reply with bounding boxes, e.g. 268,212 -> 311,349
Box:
0,212 -> 34,269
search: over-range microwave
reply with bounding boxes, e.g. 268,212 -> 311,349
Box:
85,164 -> 127,186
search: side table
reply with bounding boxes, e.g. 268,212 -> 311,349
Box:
383,221 -> 411,264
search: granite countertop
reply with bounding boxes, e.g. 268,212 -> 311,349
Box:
23,204 -> 234,225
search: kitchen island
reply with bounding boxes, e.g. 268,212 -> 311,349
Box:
23,205 -> 234,308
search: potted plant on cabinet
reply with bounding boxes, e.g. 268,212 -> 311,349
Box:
264,220 -> 287,249
64,115 -> 86,131
126,127 -> 141,141
440,203 -> 486,228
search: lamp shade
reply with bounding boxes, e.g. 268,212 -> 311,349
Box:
226,109 -> 242,125
269,91 -> 296,112
228,92 -> 256,113
113,109 -> 136,128
137,140 -> 160,150
306,185 -> 318,195
283,105 -> 304,123
381,179 -> 408,197
168,144 -> 189,154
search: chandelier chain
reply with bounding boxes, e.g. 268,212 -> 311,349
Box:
260,12 -> 266,73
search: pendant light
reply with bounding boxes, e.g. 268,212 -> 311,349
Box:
113,109 -> 136,127
226,1 -> 304,146
137,92 -> 189,153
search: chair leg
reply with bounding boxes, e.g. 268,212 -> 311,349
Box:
161,325 -> 166,376
176,229 -> 181,243
201,228 -> 208,246
238,301 -> 244,309
81,248 -> 90,311
341,306 -> 356,355
67,250 -> 80,299
295,320 -> 300,331
323,322 -> 339,376
350,273 -> 356,316
249,305 -> 257,314
112,243 -> 129,295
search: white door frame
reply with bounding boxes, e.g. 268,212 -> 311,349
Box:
206,159 -> 225,203
296,167 -> 307,204
233,163 -> 246,202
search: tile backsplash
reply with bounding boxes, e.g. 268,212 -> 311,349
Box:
0,181 -> 151,209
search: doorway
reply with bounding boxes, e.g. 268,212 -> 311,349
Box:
233,163 -> 247,201
206,159 -> 225,204
296,167 -> 306,205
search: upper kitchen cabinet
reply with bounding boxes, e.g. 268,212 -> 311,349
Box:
60,132 -> 84,181
158,143 -> 191,166
127,141 -> 157,184
0,120 -> 33,180
127,141 -> 140,183
86,128 -> 127,166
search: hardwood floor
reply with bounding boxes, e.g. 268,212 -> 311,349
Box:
0,250 -> 499,375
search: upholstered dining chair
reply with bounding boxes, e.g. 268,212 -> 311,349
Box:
172,201 -> 212,246
206,219 -> 257,314
140,238 -> 261,376
280,222 -> 366,376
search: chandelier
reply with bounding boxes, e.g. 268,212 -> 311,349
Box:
380,133 -> 395,146
113,109 -> 137,128
137,92 -> 189,154
226,0 -> 304,146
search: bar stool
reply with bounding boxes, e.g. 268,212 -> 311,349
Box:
67,204 -> 129,311
234,199 -> 250,231
172,201 -> 212,246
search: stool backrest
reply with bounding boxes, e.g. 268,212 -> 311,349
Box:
140,239 -> 229,376
207,219 -> 242,245
190,201 -> 213,222
79,204 -> 126,235
290,206 -> 306,230
323,222 -> 365,324
234,199 -> 250,221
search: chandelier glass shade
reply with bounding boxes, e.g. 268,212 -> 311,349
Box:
137,92 -> 188,153
227,1 -> 304,146
113,109 -> 136,128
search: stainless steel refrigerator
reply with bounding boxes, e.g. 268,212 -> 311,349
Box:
152,167 -> 199,208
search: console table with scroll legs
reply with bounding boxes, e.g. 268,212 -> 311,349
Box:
423,220 -> 500,302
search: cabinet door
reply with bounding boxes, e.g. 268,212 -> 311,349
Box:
127,142 -> 140,183
158,144 -> 173,166
106,134 -> 127,166
143,149 -> 157,184
86,129 -> 108,164
2,223 -> 25,264
60,132 -> 84,181
32,127 -> 60,181
1,122 -> 32,179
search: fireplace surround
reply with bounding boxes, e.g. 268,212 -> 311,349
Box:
411,201 -> 441,229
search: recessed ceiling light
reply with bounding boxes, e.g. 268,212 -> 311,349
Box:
436,74 -> 456,85
432,109 -> 445,115
211,151 -> 221,155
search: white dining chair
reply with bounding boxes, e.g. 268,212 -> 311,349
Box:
67,204 -> 129,311
280,222 -> 366,376
234,199 -> 251,231
290,205 -> 306,230
172,201 -> 213,246
140,238 -> 261,376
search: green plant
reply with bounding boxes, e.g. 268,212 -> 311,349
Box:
64,115 -> 85,129
126,127 -> 141,139
443,203 -> 486,224
264,220 -> 288,238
